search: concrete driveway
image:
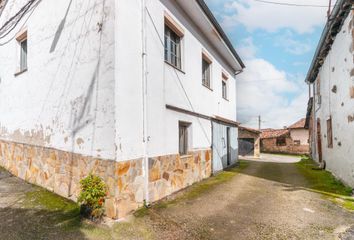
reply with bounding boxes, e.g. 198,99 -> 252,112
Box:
239,153 -> 301,163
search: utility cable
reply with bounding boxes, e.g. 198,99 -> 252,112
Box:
253,0 -> 333,8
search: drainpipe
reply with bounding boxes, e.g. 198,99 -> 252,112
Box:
312,83 -> 317,161
141,0 -> 150,206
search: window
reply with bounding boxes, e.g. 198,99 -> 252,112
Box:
202,58 -> 211,88
16,30 -> 27,74
294,140 -> 301,146
222,79 -> 228,99
327,117 -> 333,148
276,138 -> 286,146
20,39 -> 27,71
316,76 -> 321,105
222,72 -> 228,99
164,25 -> 181,69
179,122 -> 190,155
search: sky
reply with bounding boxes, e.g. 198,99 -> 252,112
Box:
205,0 -> 333,129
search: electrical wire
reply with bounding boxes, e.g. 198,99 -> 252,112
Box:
253,0 -> 332,8
0,0 -> 39,40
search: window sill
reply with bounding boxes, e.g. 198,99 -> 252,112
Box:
202,84 -> 213,91
14,69 -> 27,77
164,61 -> 185,74
180,154 -> 193,159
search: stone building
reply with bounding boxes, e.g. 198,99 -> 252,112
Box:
260,119 -> 309,155
306,0 -> 354,187
0,0 -> 244,218
238,126 -> 261,158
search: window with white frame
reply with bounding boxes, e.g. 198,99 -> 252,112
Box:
164,25 -> 182,69
202,58 -> 211,88
222,73 -> 228,100
179,122 -> 190,155
16,30 -> 28,73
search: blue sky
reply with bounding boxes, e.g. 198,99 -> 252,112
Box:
205,0 -> 331,129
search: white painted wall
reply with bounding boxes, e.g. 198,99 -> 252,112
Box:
0,0 -> 241,164
115,0 -> 240,161
147,1 -> 236,159
312,11 -> 354,187
290,129 -> 309,145
0,0 -> 116,160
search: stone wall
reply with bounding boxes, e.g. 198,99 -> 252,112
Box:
0,139 -> 212,219
0,139 -> 143,219
261,138 -> 309,155
148,149 -> 212,202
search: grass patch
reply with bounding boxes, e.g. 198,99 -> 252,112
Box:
134,161 -> 250,217
24,187 -> 82,230
112,219 -> 154,240
295,156 -> 354,211
264,152 -> 303,158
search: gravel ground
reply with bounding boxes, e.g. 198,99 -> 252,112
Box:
0,155 -> 353,240
140,156 -> 354,240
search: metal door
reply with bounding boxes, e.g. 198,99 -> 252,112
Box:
212,121 -> 238,173
238,138 -> 255,156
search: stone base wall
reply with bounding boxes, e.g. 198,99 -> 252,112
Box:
0,139 -> 144,219
148,149 -> 212,202
0,139 -> 212,219
261,138 -> 309,155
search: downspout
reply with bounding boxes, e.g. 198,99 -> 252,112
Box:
312,83 -> 317,161
141,0 -> 150,206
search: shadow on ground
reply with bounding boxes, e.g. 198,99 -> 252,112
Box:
237,158 -> 354,212
0,206 -> 86,240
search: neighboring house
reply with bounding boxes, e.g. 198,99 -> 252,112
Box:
238,126 -> 261,158
260,119 -> 309,155
305,0 -> 354,187
0,0 -> 244,218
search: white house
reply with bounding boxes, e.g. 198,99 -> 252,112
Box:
0,0 -> 244,218
306,0 -> 354,187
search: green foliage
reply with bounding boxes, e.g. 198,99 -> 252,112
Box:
296,156 -> 354,211
78,173 -> 107,219
296,156 -> 352,196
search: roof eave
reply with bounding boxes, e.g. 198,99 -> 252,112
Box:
195,0 -> 245,69
305,0 -> 353,84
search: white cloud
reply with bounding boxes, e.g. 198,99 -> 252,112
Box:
237,58 -> 308,129
222,0 -> 329,34
237,37 -> 257,59
274,31 -> 312,55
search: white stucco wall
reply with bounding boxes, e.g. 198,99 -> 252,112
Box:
0,0 -> 240,164
290,129 -> 309,145
0,0 -> 116,160
313,11 -> 354,187
115,0 -> 239,161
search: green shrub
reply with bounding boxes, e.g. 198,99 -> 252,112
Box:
78,173 -> 107,220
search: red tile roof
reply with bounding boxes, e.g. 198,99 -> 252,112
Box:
238,125 -> 261,134
288,118 -> 306,129
260,129 -> 290,139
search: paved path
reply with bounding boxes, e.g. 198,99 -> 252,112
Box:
240,153 -> 301,163
146,160 -> 354,240
1,159 -> 354,240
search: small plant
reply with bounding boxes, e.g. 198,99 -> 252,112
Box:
78,173 -> 107,220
